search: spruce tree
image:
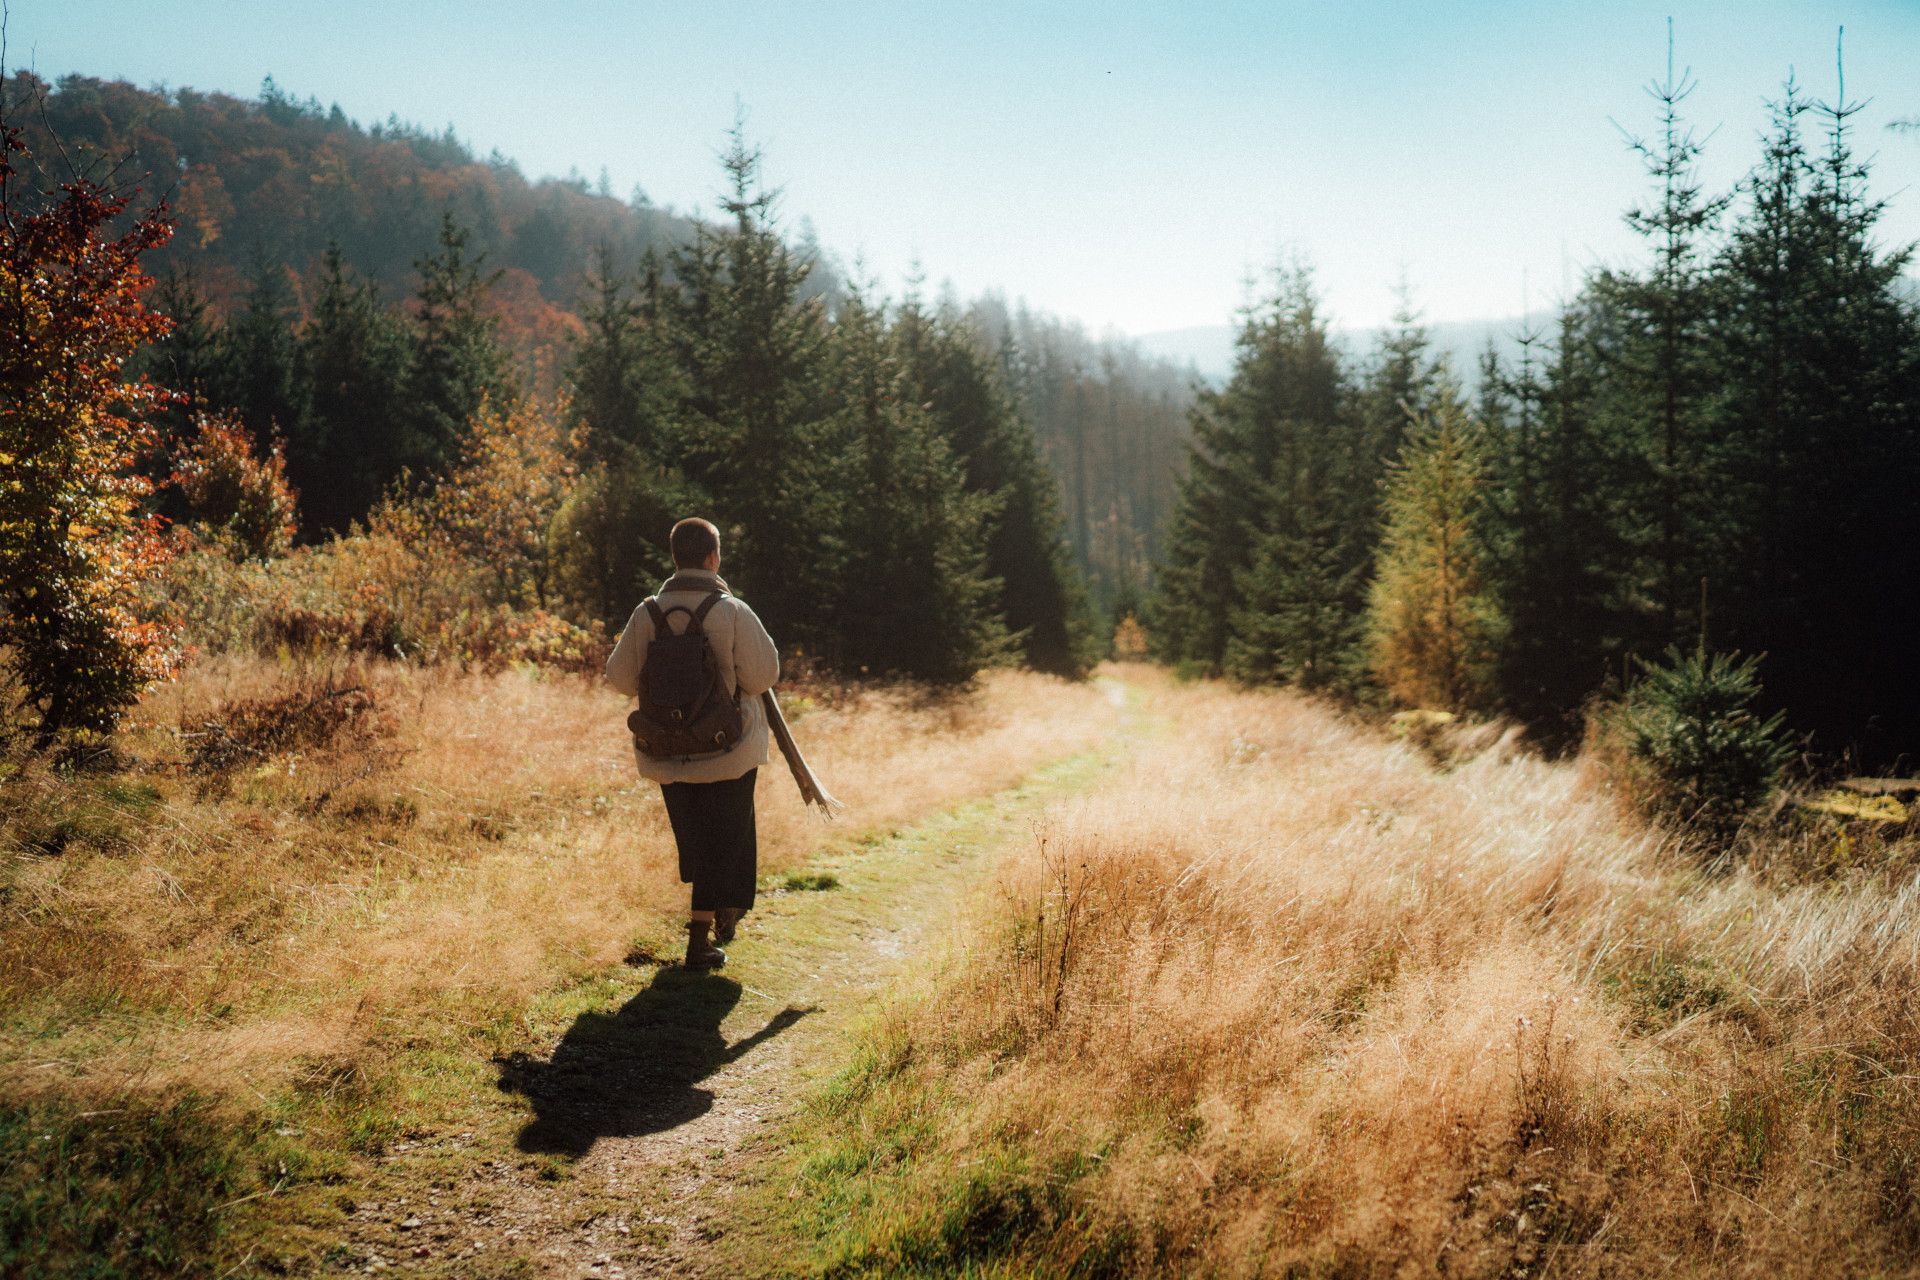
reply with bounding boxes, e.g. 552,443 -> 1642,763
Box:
1709,69 -> 1920,756
1152,265 -> 1363,685
650,126 -> 840,649
403,211 -> 514,478
1358,283 -> 1442,477
1596,33 -> 1731,648
146,270 -> 222,453
1225,486 -> 1368,691
1486,303 -> 1631,742
566,244 -> 681,466
301,245 -> 410,532
893,292 -> 1098,676
556,245 -> 700,625
826,285 -> 1006,683
215,257 -> 309,458
550,458 -> 709,627
141,270 -> 224,524
1366,386 -> 1504,712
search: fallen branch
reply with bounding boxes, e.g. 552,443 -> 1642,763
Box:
763,689 -> 843,816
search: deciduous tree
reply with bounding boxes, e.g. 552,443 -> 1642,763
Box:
1367,389 -> 1504,712
0,125 -> 178,742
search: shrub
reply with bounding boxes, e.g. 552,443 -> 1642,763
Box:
146,398 -> 608,674
170,412 -> 298,559
182,675 -> 395,773
1606,646 -> 1792,842
427,395 -> 579,608
1110,613 -> 1149,661
150,534 -> 421,659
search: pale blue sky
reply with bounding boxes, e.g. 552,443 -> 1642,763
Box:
20,1 -> 1920,334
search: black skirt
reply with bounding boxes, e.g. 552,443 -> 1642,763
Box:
659,768 -> 759,911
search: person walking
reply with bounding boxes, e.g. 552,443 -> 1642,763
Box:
605,517 -> 779,971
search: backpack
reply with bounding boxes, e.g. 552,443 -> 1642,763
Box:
627,590 -> 744,758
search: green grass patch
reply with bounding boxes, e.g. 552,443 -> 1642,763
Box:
782,871 -> 842,892
0,1093 -> 307,1278
1604,947 -> 1732,1033
750,1029 -> 1134,1277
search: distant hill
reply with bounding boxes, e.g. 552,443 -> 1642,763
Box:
7,71 -> 726,351
1137,316 -> 1542,386
1145,277 -> 1920,384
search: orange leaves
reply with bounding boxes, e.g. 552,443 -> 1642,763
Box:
412,394 -> 579,608
170,412 -> 298,559
0,120 -> 182,738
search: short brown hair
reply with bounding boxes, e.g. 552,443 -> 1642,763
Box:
669,517 -> 721,568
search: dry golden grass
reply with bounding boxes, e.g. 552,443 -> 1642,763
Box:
822,668 -> 1920,1276
0,656 -> 1117,1101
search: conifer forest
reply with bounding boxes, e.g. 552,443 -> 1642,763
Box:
1152,66 -> 1920,766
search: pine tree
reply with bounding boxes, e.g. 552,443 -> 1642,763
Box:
403,211 -> 514,477
215,257 -> 309,458
826,285 -> 1006,683
893,291 -> 1098,676
301,244 -> 410,532
650,125 -> 840,649
1366,387 -> 1504,712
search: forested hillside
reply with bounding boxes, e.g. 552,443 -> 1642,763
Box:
970,298 -> 1192,604
15,72 -> 709,336
9,72 -> 1189,609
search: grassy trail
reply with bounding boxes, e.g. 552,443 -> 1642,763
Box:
312,677 -> 1145,1278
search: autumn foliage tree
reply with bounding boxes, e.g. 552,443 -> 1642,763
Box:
0,121 -> 179,743
1366,390 -> 1504,712
427,395 -> 578,608
170,411 -> 298,560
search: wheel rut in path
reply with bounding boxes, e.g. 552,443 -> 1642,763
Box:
325,687 -> 1137,1279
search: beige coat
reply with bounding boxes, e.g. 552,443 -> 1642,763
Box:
603,570 -> 781,784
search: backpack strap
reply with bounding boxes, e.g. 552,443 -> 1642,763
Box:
687,591 -> 725,634
644,595 -> 702,635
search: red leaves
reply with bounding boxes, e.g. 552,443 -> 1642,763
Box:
0,119 -> 183,738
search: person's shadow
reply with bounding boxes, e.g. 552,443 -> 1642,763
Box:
497,967 -> 812,1157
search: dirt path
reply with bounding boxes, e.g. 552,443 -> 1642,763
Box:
322,682 -> 1137,1278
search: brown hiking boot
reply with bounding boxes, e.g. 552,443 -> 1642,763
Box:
684,920 -> 726,971
713,907 -> 743,945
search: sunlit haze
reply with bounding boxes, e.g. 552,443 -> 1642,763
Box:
22,0 -> 1920,335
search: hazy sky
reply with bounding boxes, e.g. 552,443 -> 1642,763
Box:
20,1 -> 1920,335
